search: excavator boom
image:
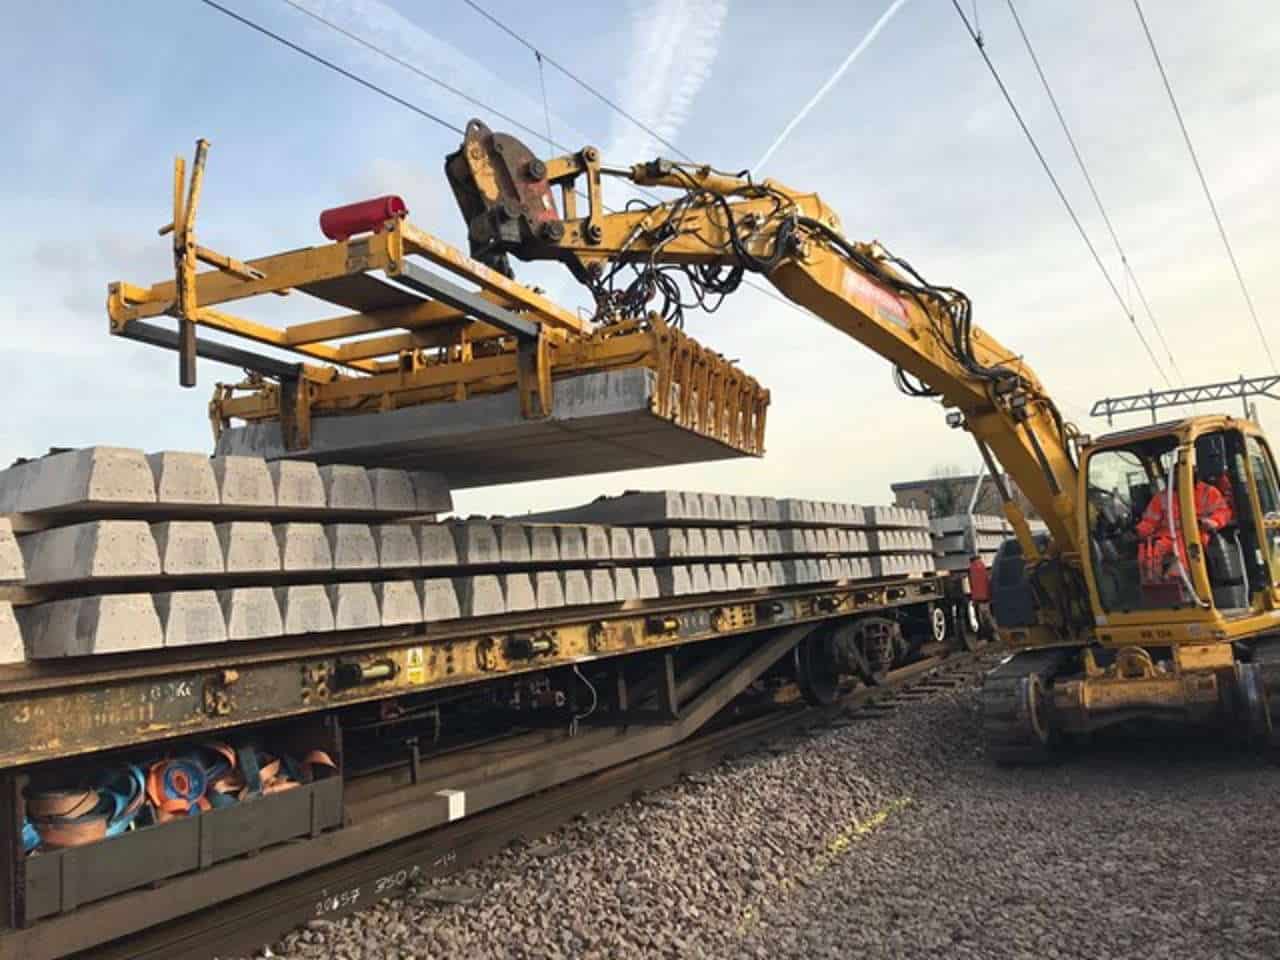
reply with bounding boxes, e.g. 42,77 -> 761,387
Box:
446,120 -> 1084,606
444,120 -> 1280,764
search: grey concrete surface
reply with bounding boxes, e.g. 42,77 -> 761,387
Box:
375,525 -> 421,569
215,370 -> 753,488
216,522 -> 282,573
534,571 -> 565,609
218,587 -> 284,641
367,469 -> 417,512
561,571 -> 591,606
498,524 -> 532,565
457,576 -> 504,618
0,520 -> 24,582
584,526 -> 611,561
503,574 -> 536,613
327,583 -> 381,631
0,603 -> 22,664
21,594 -> 162,657
327,524 -> 379,571
276,585 -> 336,635
557,527 -> 587,563
529,527 -> 560,563
635,567 -> 659,600
21,521 -> 161,585
274,523 -> 333,571
657,565 -> 692,597
375,581 -> 423,626
147,451 -> 219,505
423,579 -> 461,622
268,461 -> 327,510
419,525 -> 459,566
651,529 -> 687,558
708,563 -> 727,592
0,446 -> 155,514
454,523 -> 501,565
154,591 -> 227,647
211,456 -> 275,508
319,466 -> 375,511
608,528 -> 633,561
613,568 -> 638,602
152,522 -> 224,576
588,570 -> 615,604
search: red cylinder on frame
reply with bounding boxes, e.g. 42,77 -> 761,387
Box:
319,195 -> 409,241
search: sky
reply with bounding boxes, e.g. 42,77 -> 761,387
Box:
1,0 -> 1276,517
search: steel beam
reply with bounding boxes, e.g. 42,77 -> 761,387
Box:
1091,374 -> 1279,424
119,320 -> 302,382
390,261 -> 540,342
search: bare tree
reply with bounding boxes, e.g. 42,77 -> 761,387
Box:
925,463 -> 969,517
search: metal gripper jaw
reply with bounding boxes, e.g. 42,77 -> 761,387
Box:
444,119 -> 561,277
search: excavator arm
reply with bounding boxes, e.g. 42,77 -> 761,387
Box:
447,120 -> 1086,631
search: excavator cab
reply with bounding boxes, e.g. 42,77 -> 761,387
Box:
1083,420 -> 1278,620
984,416 -> 1280,764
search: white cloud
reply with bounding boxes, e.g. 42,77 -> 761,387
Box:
604,0 -> 730,164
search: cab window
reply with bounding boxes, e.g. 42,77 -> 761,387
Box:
1246,436 -> 1280,584
1085,437 -> 1191,613
1246,436 -> 1280,518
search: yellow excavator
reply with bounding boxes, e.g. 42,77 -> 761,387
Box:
439,120 -> 1280,762
109,122 -> 1280,762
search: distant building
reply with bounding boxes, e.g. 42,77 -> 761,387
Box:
890,472 -> 1040,520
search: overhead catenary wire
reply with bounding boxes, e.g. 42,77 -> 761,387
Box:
1130,0 -> 1277,374
203,0 -> 1094,421
450,0 -> 1086,423
1005,0 -> 1184,386
196,1 -> 825,330
535,51 -> 555,155
451,0 -> 822,326
277,0 -> 563,152
241,1 -> 659,213
457,0 -> 696,163
197,0 -> 463,135
950,0 -> 1171,388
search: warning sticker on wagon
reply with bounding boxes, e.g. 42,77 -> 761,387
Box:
406,646 -> 426,684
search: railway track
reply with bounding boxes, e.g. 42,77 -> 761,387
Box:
80,645 -> 999,960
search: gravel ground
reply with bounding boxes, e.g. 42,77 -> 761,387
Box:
254,665 -> 1280,960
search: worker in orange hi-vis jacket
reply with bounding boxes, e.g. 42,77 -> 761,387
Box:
1135,479 -> 1233,579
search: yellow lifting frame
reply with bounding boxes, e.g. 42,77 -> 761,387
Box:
106,140 -> 770,455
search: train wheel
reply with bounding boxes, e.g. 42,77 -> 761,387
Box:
929,603 -> 948,645
794,629 -> 840,706
854,618 -> 898,686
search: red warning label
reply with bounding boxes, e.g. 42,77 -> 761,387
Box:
842,267 -> 910,330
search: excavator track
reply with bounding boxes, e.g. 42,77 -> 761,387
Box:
1246,633 -> 1280,757
980,647 -> 1077,765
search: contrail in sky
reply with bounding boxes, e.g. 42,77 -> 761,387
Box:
753,0 -> 912,174
607,0 -> 730,163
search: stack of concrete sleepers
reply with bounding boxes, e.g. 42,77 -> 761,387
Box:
0,454 -> 938,663
0,520 -> 24,663
930,513 -> 1049,571
0,446 -> 450,661
0,450 -> 745,661
524,490 -> 937,587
